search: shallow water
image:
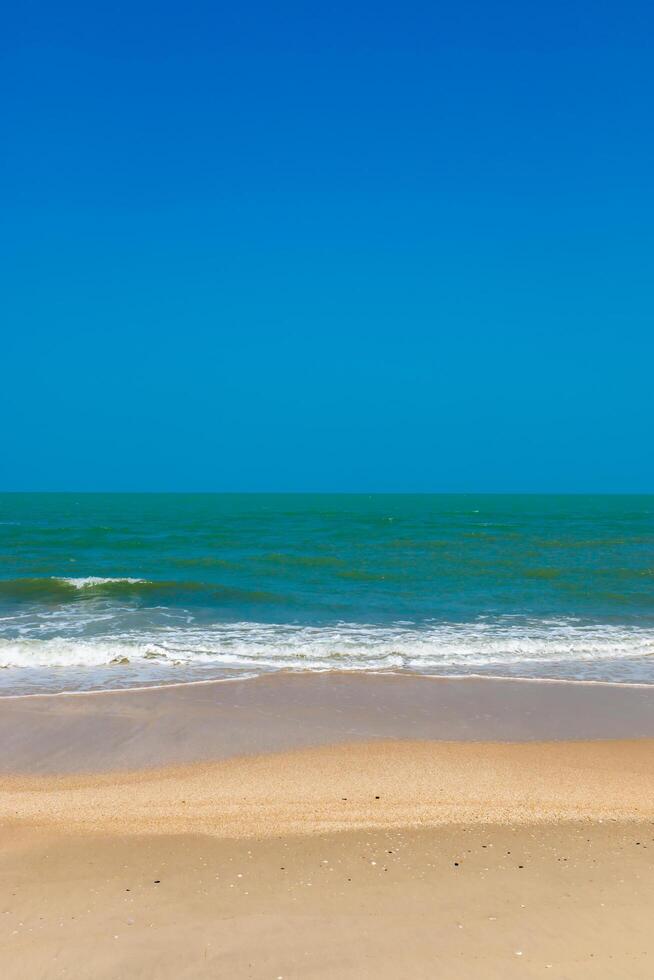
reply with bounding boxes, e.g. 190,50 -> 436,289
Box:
1,493 -> 653,693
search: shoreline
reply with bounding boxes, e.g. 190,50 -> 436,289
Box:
3,666 -> 654,702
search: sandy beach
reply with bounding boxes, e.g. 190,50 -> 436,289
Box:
4,819 -> 653,979
2,675 -> 654,977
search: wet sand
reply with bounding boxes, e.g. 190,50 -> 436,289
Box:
3,671 -> 654,773
2,674 -> 654,977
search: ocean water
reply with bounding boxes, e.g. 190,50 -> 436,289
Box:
0,493 -> 653,694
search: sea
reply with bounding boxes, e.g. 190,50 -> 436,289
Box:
1,493 -> 653,695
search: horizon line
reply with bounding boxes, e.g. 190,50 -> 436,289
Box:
1,490 -> 652,497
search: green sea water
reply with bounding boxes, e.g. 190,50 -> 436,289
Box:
0,493 -> 653,693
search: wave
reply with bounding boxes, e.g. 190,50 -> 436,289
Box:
0,577 -> 282,604
0,577 -> 150,600
1,620 -> 653,679
56,577 -> 146,589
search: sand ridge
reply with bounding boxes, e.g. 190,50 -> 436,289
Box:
4,738 -> 654,838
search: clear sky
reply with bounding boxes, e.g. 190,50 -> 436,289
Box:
2,1 -> 652,492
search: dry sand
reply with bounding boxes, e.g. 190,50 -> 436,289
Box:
2,676 -> 654,977
3,821 -> 653,979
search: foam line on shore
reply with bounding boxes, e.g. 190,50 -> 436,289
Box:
2,667 -> 654,702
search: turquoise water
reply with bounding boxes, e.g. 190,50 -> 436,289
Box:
1,493 -> 653,693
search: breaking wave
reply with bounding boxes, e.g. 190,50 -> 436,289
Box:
0,577 -> 280,605
1,619 -> 654,691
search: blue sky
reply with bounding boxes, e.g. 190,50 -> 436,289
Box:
2,1 -> 653,491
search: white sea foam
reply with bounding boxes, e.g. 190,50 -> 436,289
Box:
1,620 -> 653,683
53,577 -> 147,589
